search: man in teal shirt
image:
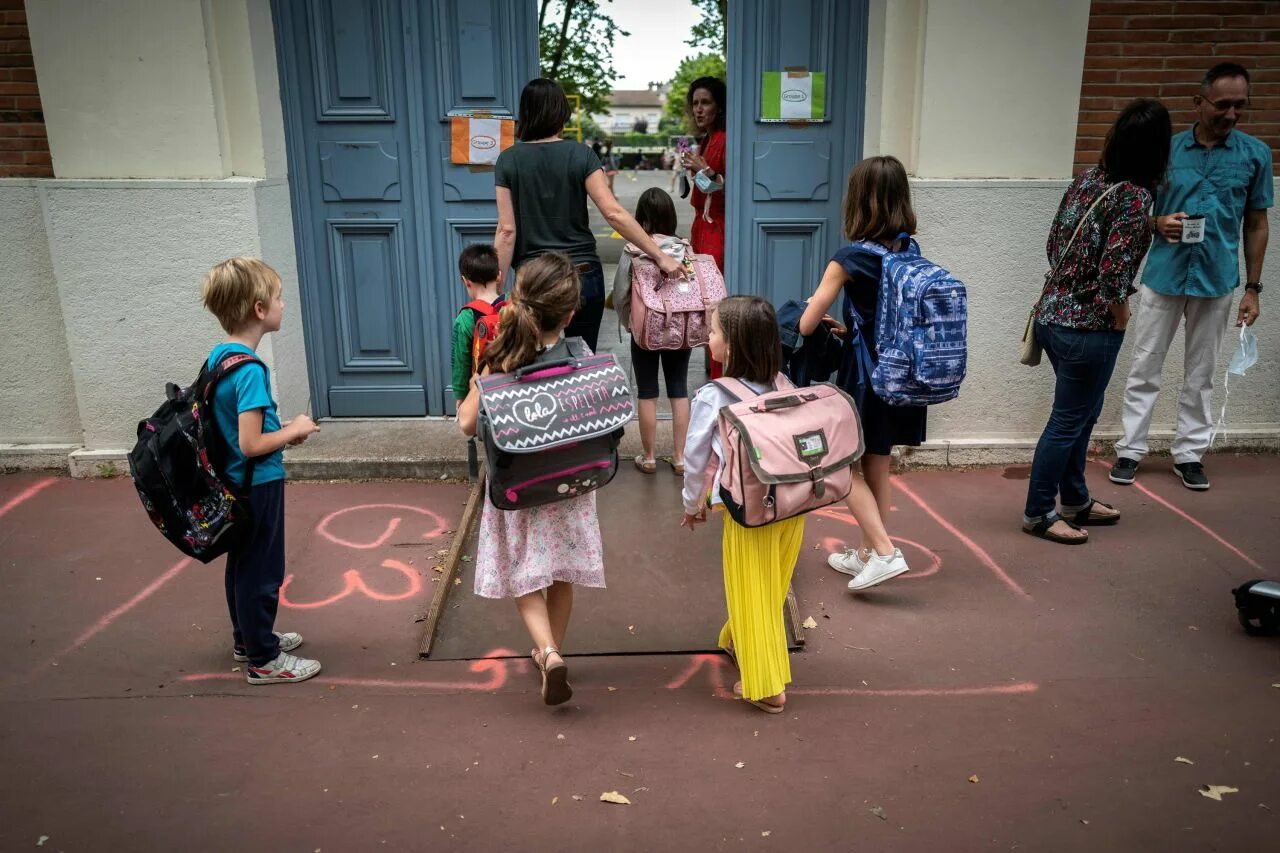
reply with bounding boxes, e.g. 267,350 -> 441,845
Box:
1111,63 -> 1271,491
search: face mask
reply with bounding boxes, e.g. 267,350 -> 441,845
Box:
694,169 -> 723,194
1227,324 -> 1258,376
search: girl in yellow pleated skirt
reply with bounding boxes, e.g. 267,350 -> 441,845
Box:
680,296 -> 805,713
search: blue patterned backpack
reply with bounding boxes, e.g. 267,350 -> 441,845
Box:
854,236 -> 967,406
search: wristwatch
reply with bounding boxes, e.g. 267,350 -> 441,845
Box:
1244,282 -> 1263,293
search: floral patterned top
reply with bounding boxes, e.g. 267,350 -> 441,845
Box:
1034,167 -> 1153,331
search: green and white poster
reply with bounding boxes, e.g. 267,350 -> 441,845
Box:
760,71 -> 826,121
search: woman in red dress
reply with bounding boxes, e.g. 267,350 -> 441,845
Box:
680,76 -> 727,377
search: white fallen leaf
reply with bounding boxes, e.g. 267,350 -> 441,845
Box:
735,762 -> 745,769
600,791 -> 631,805
968,775 -> 979,784
371,754 -> 379,759
453,578 -> 462,585
231,666 -> 240,672
762,830 -> 772,837
571,795 -> 584,801
607,686 -> 618,692
552,797 -> 558,805
871,805 -> 887,821
628,736 -> 636,742
1175,756 -> 1195,765
557,733 -> 565,740
37,838 -> 49,848
802,617 -> 818,629
1199,785 -> 1239,801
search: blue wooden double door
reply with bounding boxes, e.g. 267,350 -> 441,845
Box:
274,0 -> 865,418
273,0 -> 537,417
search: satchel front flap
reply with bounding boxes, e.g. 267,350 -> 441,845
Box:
477,354 -> 635,453
720,383 -> 862,483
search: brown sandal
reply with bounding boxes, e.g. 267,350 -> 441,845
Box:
536,645 -> 572,706
1069,500 -> 1120,527
1022,516 -> 1088,545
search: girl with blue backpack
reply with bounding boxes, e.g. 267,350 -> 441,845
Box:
798,156 -> 933,592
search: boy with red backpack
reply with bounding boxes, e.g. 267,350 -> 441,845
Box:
452,244 -> 506,478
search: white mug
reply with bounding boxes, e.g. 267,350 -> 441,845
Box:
1180,215 -> 1206,244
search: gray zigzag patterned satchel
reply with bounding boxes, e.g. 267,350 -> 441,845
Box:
476,338 -> 635,510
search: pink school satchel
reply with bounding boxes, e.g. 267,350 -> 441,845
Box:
714,376 -> 863,528
628,250 -> 727,351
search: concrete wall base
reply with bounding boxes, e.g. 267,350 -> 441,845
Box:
0,444 -> 80,474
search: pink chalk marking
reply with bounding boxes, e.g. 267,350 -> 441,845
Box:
316,503 -> 448,550
1091,460 -> 1263,571
790,681 -> 1039,698
64,557 -> 192,654
665,652 -> 733,698
182,648 -> 516,691
280,558 -> 422,609
0,477 -> 57,521
891,476 -> 1032,600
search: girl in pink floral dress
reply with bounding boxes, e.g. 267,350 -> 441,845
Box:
456,253 -> 605,706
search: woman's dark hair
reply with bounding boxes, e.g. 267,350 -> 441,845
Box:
634,188 -> 678,236
1099,98 -> 1172,193
842,155 -> 917,244
483,253 -> 580,374
516,78 -> 572,142
716,296 -> 782,384
685,76 -> 727,137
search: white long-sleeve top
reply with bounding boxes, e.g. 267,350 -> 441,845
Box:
680,377 -> 773,516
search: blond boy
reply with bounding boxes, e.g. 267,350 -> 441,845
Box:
201,257 -> 322,684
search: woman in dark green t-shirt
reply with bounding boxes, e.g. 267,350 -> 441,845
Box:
495,78 -> 683,351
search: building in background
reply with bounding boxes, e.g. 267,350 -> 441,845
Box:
1,0 -> 1276,473
590,84 -> 667,135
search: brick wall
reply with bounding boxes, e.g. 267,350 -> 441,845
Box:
0,0 -> 50,178
1075,0 -> 1280,176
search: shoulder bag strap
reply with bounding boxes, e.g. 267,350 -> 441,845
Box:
1043,182 -> 1124,292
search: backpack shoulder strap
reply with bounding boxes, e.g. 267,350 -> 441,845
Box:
463,299 -> 499,318
711,376 -> 758,402
201,352 -> 266,401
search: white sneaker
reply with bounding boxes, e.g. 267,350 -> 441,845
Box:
233,631 -> 303,662
827,548 -> 869,576
245,651 -> 322,685
847,549 -> 910,591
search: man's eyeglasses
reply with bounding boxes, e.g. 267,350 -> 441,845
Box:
1203,98 -> 1249,113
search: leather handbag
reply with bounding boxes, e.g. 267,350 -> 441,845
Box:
1021,183 -> 1122,367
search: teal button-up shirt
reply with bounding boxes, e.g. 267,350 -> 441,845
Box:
1142,125 -> 1273,299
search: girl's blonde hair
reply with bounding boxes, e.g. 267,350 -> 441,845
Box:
482,253 -> 580,374
201,257 -> 280,333
715,295 -> 782,384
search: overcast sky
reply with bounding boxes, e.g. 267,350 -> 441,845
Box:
605,0 -> 707,89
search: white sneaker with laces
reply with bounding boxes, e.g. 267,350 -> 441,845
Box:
245,651 -> 322,685
233,631 -> 303,662
827,548 -> 868,576
847,549 -> 910,591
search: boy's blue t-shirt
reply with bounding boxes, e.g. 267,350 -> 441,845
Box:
206,343 -> 286,488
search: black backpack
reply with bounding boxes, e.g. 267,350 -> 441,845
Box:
476,338 -> 633,510
127,352 -> 264,563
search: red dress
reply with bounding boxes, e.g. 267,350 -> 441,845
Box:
690,128 -> 726,378
690,128 -> 726,271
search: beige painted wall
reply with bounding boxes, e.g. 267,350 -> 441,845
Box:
865,0 -> 1089,179
25,0 -> 276,180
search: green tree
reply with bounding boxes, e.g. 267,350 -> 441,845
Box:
539,0 -> 627,117
662,53 -> 727,133
687,0 -> 727,54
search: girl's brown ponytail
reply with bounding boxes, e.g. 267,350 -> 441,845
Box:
482,253 -> 581,374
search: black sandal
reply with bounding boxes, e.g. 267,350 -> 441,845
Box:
1022,516 -> 1088,545
1069,500 -> 1120,527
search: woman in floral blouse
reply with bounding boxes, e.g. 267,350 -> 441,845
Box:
1023,99 -> 1171,545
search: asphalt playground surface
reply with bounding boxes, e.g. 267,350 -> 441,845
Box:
1,455 -> 1278,851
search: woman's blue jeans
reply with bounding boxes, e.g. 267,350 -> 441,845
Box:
1024,323 -> 1125,522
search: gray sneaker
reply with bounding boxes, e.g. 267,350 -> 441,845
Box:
1109,457 -> 1138,485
